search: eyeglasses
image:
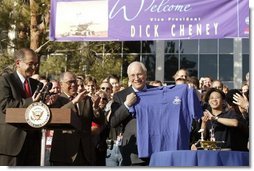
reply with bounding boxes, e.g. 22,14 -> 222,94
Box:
101,87 -> 111,91
63,80 -> 77,85
22,61 -> 39,68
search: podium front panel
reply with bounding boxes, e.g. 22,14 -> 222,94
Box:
5,108 -> 81,130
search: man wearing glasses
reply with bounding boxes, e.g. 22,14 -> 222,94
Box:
49,72 -> 104,166
0,48 -> 42,166
100,82 -> 112,100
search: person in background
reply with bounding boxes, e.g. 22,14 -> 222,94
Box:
84,76 -> 97,97
211,80 -> 223,91
222,84 -> 229,94
173,69 -> 189,85
149,80 -> 163,87
107,74 -> 121,97
225,90 -> 249,149
187,76 -> 201,101
199,76 -> 213,93
0,48 -> 42,166
50,80 -> 61,95
99,82 -> 113,100
76,76 -> 85,94
101,75 -> 124,167
91,82 -> 110,141
241,83 -> 249,94
191,88 -> 248,151
233,91 -> 249,114
91,90 -> 109,166
49,72 -> 104,166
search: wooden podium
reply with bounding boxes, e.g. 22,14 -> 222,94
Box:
6,108 -> 81,130
5,108 -> 81,166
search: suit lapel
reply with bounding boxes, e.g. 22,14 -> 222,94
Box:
12,72 -> 26,98
78,100 -> 84,116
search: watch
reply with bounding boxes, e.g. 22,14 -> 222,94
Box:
212,116 -> 219,121
214,116 -> 219,121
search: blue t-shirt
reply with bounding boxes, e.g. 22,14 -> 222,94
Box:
129,84 -> 202,158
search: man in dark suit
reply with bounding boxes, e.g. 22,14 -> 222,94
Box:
49,71 -> 104,166
109,61 -> 154,166
0,48 -> 42,166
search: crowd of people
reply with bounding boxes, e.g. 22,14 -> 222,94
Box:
0,48 -> 249,166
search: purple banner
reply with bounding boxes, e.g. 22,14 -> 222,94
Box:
49,0 -> 249,41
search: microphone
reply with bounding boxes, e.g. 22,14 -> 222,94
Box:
33,82 -> 44,97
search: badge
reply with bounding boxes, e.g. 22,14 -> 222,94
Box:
25,102 -> 51,128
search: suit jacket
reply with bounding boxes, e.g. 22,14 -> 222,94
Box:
110,85 -> 154,166
49,93 -> 104,165
0,72 -> 41,165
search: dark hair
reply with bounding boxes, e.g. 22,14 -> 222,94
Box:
225,89 -> 242,107
204,88 -> 225,103
106,74 -> 120,83
187,76 -> 200,89
244,90 -> 249,101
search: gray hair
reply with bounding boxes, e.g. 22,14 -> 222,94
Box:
127,61 -> 147,75
14,48 -> 37,60
59,71 -> 76,82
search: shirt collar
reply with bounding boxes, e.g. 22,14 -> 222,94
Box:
132,85 -> 147,92
16,71 -> 26,84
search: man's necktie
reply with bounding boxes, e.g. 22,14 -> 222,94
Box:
24,79 -> 32,97
69,96 -> 79,115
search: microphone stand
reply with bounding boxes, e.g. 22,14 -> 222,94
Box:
38,85 -> 51,166
40,129 -> 46,166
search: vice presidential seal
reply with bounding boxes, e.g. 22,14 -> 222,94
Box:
25,102 -> 51,128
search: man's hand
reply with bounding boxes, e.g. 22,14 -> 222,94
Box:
72,90 -> 88,104
124,92 -> 137,107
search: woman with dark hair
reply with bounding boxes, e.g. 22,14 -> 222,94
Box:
192,88 -> 248,151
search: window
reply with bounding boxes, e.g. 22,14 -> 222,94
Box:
142,55 -> 155,81
164,54 -> 179,81
199,54 -> 217,79
200,39 -> 217,53
219,54 -> 233,81
219,39 -> 233,54
165,40 -> 179,53
180,54 -> 198,77
180,40 -> 198,54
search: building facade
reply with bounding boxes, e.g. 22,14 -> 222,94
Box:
118,38 -> 249,89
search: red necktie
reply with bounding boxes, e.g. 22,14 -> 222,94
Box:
24,79 -> 32,97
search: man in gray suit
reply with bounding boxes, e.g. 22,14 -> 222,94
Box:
0,48 -> 42,166
110,61 -> 154,166
49,72 -> 104,166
